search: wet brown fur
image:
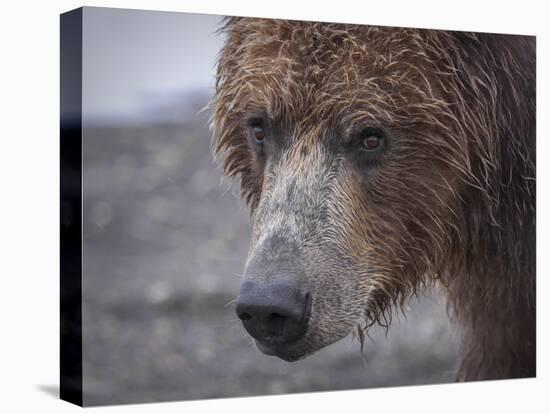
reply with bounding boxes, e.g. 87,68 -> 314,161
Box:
212,18 -> 535,381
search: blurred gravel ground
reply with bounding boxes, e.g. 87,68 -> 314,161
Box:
82,94 -> 459,406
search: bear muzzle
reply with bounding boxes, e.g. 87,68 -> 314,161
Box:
235,280 -> 312,348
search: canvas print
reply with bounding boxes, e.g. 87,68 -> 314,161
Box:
60,6 -> 536,406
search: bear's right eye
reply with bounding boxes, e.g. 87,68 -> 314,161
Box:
247,117 -> 268,146
252,125 -> 266,143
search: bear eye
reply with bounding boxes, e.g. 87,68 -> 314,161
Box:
246,116 -> 267,145
252,125 -> 266,143
345,126 -> 390,170
361,129 -> 385,152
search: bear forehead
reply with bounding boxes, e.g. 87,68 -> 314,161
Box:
219,18 -> 445,124
224,18 -> 436,77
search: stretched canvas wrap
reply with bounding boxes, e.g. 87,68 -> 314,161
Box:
60,6 -> 536,407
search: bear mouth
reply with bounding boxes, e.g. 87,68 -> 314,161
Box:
253,315 -> 361,362
255,339 -> 311,362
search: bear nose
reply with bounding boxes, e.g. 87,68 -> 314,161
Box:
235,281 -> 311,345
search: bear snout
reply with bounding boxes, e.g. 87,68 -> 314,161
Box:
235,281 -> 312,347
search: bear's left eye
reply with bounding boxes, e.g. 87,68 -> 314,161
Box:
361,128 -> 385,152
346,126 -> 389,168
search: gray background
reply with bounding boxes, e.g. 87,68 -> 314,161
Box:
81,7 -> 459,406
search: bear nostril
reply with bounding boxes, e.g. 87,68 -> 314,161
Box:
235,281 -> 312,344
237,311 -> 252,321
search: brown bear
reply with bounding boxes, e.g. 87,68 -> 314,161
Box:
211,17 -> 535,381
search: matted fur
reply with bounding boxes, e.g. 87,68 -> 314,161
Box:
211,17 -> 535,381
